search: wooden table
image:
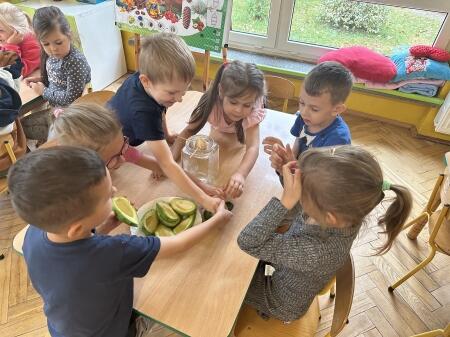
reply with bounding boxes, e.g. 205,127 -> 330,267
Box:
13,91 -> 297,337
111,91 -> 296,337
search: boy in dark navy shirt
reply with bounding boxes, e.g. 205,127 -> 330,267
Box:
109,33 -> 221,213
8,147 -> 232,337
263,62 -> 352,172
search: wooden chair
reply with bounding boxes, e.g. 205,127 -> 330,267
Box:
389,161 -> 450,292
233,254 -> 355,337
326,254 -> 355,337
73,90 -> 115,106
409,324 -> 450,337
264,75 -> 296,113
0,119 -> 27,194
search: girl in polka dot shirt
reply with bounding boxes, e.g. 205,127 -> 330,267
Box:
22,6 -> 91,142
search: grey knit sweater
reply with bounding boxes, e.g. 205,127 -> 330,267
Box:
237,197 -> 360,321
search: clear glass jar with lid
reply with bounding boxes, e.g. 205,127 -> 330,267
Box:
182,135 -> 219,184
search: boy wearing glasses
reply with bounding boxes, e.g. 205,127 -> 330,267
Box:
48,103 -> 164,173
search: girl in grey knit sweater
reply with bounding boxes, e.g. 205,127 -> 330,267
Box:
238,146 -> 412,322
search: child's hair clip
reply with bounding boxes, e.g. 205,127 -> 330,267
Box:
53,108 -> 64,118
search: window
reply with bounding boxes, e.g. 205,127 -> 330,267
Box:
229,0 -> 450,61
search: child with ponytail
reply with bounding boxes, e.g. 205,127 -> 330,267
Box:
238,145 -> 412,322
171,60 -> 266,199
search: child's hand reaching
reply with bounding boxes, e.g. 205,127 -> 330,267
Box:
6,30 -> 23,45
202,195 -> 222,213
223,172 -> 245,199
211,200 -> 233,228
263,137 -> 295,173
263,136 -> 284,154
280,161 -> 301,210
198,180 -> 225,199
166,132 -> 179,146
30,82 -> 46,96
96,212 -> 122,234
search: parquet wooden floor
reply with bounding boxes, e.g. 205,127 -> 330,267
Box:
1,108 -> 449,336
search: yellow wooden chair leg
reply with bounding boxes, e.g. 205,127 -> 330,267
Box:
388,246 -> 437,291
407,174 -> 444,239
410,323 -> 450,337
389,207 -> 447,291
402,212 -> 429,231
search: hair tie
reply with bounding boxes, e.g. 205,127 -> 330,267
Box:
382,180 -> 391,191
330,147 -> 336,156
53,108 -> 64,118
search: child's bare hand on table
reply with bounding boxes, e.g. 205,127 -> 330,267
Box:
151,165 -> 165,180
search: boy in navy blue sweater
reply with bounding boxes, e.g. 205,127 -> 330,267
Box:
109,33 -> 221,213
8,147 -> 232,337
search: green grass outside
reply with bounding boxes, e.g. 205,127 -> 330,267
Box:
232,0 -> 445,55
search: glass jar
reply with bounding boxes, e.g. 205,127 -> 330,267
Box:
182,135 -> 219,184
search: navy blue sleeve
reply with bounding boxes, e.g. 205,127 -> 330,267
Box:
321,121 -> 352,147
116,235 -> 161,278
290,113 -> 304,137
132,109 -> 165,141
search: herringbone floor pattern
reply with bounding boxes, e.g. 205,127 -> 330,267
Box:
1,110 -> 449,336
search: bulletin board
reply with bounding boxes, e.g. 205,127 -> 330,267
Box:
115,0 -> 230,53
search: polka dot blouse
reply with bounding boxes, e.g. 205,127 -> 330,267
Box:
42,46 -> 91,107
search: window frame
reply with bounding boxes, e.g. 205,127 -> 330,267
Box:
228,0 -> 450,62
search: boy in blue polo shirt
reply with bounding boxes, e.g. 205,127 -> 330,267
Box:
263,61 -> 352,172
108,33 -> 220,213
8,146 -> 232,337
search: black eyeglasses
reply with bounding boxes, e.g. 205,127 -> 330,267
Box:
106,136 -> 129,169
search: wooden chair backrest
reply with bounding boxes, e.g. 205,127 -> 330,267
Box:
74,90 -> 115,106
0,119 -> 27,172
265,75 -> 296,112
329,254 -> 355,337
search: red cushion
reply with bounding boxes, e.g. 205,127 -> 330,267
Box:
318,46 -> 397,83
410,45 -> 450,62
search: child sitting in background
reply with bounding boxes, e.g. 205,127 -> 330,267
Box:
0,50 -> 23,91
108,33 -> 220,213
171,60 -> 266,199
49,103 -> 163,176
263,61 -> 352,173
0,2 -> 40,77
8,146 -> 232,337
23,6 -> 91,143
238,146 -> 412,322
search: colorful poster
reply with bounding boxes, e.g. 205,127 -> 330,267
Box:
115,0 -> 229,52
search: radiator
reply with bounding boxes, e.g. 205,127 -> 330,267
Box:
435,93 -> 450,135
